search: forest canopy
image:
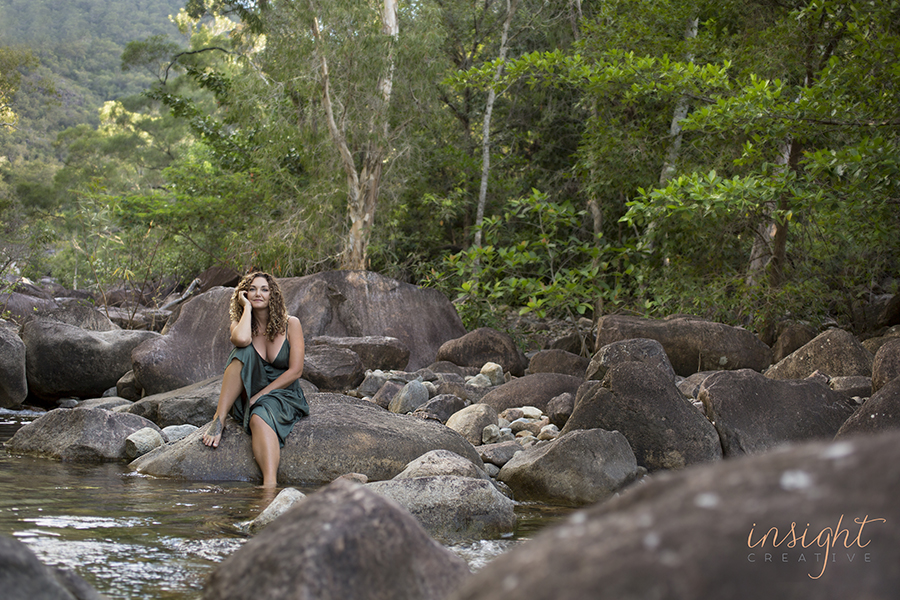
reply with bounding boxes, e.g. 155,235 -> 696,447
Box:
1,0 -> 898,338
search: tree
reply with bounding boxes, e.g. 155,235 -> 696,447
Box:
0,46 -> 39,129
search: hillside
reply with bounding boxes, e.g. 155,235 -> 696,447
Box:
0,0 -> 185,163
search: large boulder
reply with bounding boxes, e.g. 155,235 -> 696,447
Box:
302,345 -> 366,391
0,321 -> 27,409
436,328 -> 528,376
765,328 -> 873,380
871,338 -> 900,394
6,407 -> 162,461
594,315 -> 772,377
480,373 -> 583,413
561,362 -> 722,471
22,319 -> 160,401
367,475 -> 516,543
310,335 -> 410,371
118,376 -> 221,427
133,271 -> 466,395
130,393 -> 483,485
771,321 -> 817,363
0,291 -> 58,324
835,375 -> 900,439
700,369 -> 855,457
585,338 -> 676,382
446,431 -> 900,600
202,479 -> 470,600
445,403 -> 498,446
527,349 -> 590,378
498,428 -> 641,506
0,534 -> 105,600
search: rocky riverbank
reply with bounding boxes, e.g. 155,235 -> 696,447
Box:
2,269 -> 900,599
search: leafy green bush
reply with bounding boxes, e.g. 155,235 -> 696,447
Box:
426,189 -> 637,329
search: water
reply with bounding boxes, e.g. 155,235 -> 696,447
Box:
0,413 -> 570,599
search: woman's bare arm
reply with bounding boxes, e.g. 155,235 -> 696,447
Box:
230,292 -> 253,347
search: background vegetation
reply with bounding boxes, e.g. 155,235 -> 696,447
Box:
2,0 -> 898,338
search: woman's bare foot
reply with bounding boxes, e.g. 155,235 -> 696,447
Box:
203,419 -> 224,448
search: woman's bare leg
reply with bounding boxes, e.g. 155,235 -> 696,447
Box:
203,359 -> 244,448
249,414 -> 280,487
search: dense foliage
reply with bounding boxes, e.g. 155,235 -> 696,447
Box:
1,0 -> 898,337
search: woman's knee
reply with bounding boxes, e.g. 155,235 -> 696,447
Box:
249,414 -> 275,435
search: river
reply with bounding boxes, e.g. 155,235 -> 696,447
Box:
0,410 -> 567,599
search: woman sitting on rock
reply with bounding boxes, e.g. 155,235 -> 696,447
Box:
202,271 -> 309,488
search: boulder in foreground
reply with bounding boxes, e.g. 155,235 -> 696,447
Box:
448,430 -> 900,600
203,479 -> 470,600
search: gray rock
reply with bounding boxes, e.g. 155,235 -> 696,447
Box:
243,487 -> 307,534
0,291 -> 59,325
562,363 -> 722,471
586,338 -> 676,382
480,362 -> 506,386
446,404 -> 498,446
133,271 -> 466,395
482,424 -> 501,444
428,361 -> 480,378
7,407 -> 161,461
477,440 -> 523,468
130,393 -> 483,486
872,338 -> 900,394
371,380 -> 404,409
357,370 -> 390,397
393,449 -> 487,480
594,314 -> 772,377
446,431 -> 900,600
367,475 -> 516,543
0,534 -> 105,600
75,396 -> 133,411
700,369 -> 855,457
829,375 -> 872,399
161,424 -> 199,443
202,479 -> 470,600
119,376 -> 221,428
527,349 -> 590,378
835,375 -> 900,439
22,318 -> 160,401
480,373 -> 583,414
125,426 -> 165,459
498,428 -> 641,506
411,394 -> 469,423
546,392 -> 574,428
311,335 -> 410,371
389,379 -> 429,414
436,328 -> 528,377
676,371 -> 717,399
765,328 -> 873,380
116,369 -> 142,401
771,321 -> 817,363
303,344 -> 365,391
0,321 -> 27,409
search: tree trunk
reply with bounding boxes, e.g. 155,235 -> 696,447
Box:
746,138 -> 798,286
659,17 -> 698,185
309,0 -> 397,271
473,0 -> 519,249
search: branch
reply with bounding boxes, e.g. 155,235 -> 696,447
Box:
162,47 -> 233,83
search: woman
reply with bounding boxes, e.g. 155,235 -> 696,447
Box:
202,271 -> 309,488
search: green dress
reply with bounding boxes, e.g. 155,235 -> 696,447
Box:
227,338 -> 309,447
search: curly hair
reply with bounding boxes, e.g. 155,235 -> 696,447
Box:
229,271 -> 289,342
